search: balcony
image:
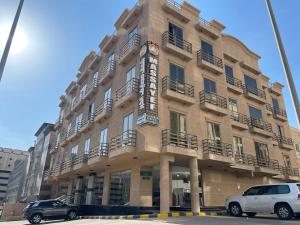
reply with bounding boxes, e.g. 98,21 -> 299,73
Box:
76,70 -> 90,85
120,2 -> 142,29
109,130 -> 137,158
94,99 -> 113,123
60,159 -> 72,174
248,118 -> 273,137
85,76 -> 99,100
99,60 -> 116,85
195,17 -> 221,39
59,95 -> 67,107
273,135 -> 294,150
65,105 -> 74,120
202,139 -> 234,164
118,34 -> 141,65
115,78 -> 139,108
197,50 -> 223,74
72,154 -> 89,171
100,34 -> 117,53
162,0 -> 190,23
268,83 -> 282,96
88,54 -> 101,71
79,114 -> 94,133
230,111 -> 249,130
226,76 -> 244,94
230,153 -> 256,172
60,132 -> 68,147
280,167 -> 300,181
255,158 -> 281,175
66,122 -> 81,142
244,86 -> 266,104
161,77 -> 195,105
266,104 -> 288,121
88,144 -> 108,165
199,91 -> 228,115
162,32 -> 193,61
161,129 -> 198,157
54,117 -> 63,130
72,96 -> 85,112
49,144 -> 59,155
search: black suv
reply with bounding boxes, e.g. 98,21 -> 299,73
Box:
24,199 -> 78,224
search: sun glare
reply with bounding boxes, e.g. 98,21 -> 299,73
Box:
0,23 -> 27,55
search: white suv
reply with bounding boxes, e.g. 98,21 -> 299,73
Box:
225,183 -> 300,220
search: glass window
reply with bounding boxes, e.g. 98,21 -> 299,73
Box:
170,111 -> 186,134
109,170 -> 131,205
295,144 -> 300,158
204,78 -> 216,94
225,65 -> 234,80
243,186 -> 265,196
207,122 -> 221,142
233,136 -> 243,155
283,155 -> 292,168
38,201 -> 53,207
277,124 -> 285,137
80,84 -> 87,99
107,53 -> 115,70
104,87 -> 111,110
171,166 -> 191,207
262,185 -> 290,195
88,102 -> 94,116
76,113 -> 83,130
169,63 -> 184,83
244,75 -> 258,94
99,128 -> 108,145
228,99 -> 238,112
255,142 -> 269,160
84,138 -> 90,155
169,23 -> 183,48
71,145 -> 78,158
126,66 -> 135,82
123,113 -> 133,132
92,174 -> 104,205
272,98 -> 280,112
249,106 -> 262,120
201,41 -> 213,55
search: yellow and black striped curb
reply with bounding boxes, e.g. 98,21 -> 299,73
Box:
79,211 -> 227,220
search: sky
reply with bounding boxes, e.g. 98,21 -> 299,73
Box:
0,0 -> 299,150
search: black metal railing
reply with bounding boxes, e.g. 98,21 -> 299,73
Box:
161,129 -> 198,150
202,139 -> 233,157
249,118 -> 273,133
256,157 -> 280,171
94,98 -> 113,117
199,91 -> 227,109
100,60 -> 116,77
197,49 -> 223,69
86,75 -> 99,93
80,114 -> 94,128
119,33 -> 141,59
73,154 -> 89,165
115,78 -> 139,102
198,17 -> 218,31
162,31 -> 192,53
230,111 -> 249,125
273,134 -> 293,146
162,76 -> 194,97
266,104 -> 287,118
165,0 -> 182,11
89,143 -> 109,159
281,167 -> 300,177
244,85 -> 266,99
234,153 -> 257,166
110,130 -> 137,151
226,75 -> 245,90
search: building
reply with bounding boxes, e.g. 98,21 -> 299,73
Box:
0,148 -> 28,213
290,127 -> 300,161
6,158 -> 29,203
22,123 -> 55,201
45,0 -> 300,213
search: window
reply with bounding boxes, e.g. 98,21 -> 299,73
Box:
225,65 -> 234,82
88,102 -> 95,117
201,40 -> 213,55
244,75 -> 258,94
170,111 -> 186,134
67,123 -> 72,135
125,66 -> 136,92
80,84 -> 87,99
272,98 -> 280,112
104,87 -> 112,110
128,26 -> 138,39
169,23 -> 183,48
249,106 -> 262,120
243,186 -> 265,196
38,201 -> 54,207
71,96 -> 76,108
233,136 -> 243,155
107,53 -> 115,70
76,113 -> 83,130
84,138 -> 90,155
71,145 -> 78,158
283,155 -> 292,168
207,122 -> 221,142
262,185 -> 290,195
99,128 -> 108,145
93,72 -> 99,86
229,99 -> 238,112
123,112 -> 133,133
109,170 -> 131,205
204,78 -> 216,94
255,142 -> 269,161
55,133 -> 60,146
169,63 -> 185,93
295,144 -> 300,158
277,124 -> 285,137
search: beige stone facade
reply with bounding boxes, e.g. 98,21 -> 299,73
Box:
45,0 -> 300,212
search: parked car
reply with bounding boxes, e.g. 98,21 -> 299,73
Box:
24,199 -> 78,224
225,183 -> 300,220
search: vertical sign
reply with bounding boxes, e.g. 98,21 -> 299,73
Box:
137,41 -> 159,125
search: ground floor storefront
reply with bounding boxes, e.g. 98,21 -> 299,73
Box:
50,155 -> 285,213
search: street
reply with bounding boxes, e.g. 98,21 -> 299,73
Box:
1,216 -> 300,225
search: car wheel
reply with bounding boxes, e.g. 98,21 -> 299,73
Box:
229,202 -> 243,217
30,214 -> 42,224
68,210 -> 77,220
276,203 -> 293,220
246,212 -> 256,217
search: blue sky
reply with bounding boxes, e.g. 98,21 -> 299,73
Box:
0,0 -> 299,150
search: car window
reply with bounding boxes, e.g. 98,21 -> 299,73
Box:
262,185 -> 290,195
38,201 -> 54,207
297,184 -> 300,192
243,186 -> 265,196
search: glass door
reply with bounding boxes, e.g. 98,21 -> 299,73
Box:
169,23 -> 183,48
170,111 -> 187,147
233,136 -> 244,156
88,103 -> 94,121
104,87 -> 111,111
244,75 -> 258,95
255,142 -> 269,166
169,63 -> 185,93
99,128 -> 108,155
229,98 -> 238,120
272,98 -> 280,113
126,66 -> 135,93
122,113 -> 133,146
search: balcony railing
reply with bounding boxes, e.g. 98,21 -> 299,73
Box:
162,31 -> 192,53
199,91 -> 228,109
73,154 -> 89,165
100,60 -> 116,76
256,157 -> 280,171
226,75 -> 245,90
161,129 -> 198,150
110,130 -> 137,151
115,78 -> 139,102
281,167 -> 299,177
162,76 -> 194,97
81,114 -> 94,127
198,17 -> 218,32
245,85 -> 266,99
165,0 -> 182,11
231,111 -> 249,125
197,49 -> 223,69
86,75 -> 99,92
266,104 -> 287,118
89,143 -> 109,159
248,118 -> 273,133
234,153 -> 257,166
119,33 -> 141,59
94,99 -> 113,116
273,134 -> 293,146
202,139 -> 233,157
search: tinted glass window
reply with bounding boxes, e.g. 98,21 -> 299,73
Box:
244,186 -> 264,196
204,78 -> 216,93
297,184 -> 300,192
249,106 -> 262,119
38,201 -> 53,207
225,65 -> 234,79
263,185 -> 290,195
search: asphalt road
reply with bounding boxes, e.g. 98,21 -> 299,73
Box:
1,216 -> 300,225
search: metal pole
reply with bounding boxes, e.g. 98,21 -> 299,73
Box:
265,0 -> 300,128
0,0 -> 24,83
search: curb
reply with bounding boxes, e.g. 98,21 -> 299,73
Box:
79,211 -> 227,220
